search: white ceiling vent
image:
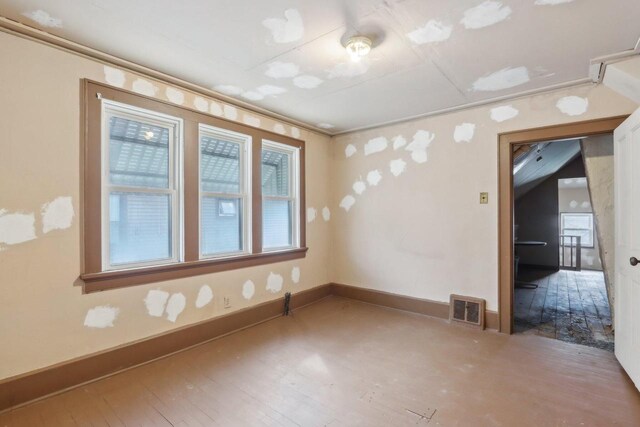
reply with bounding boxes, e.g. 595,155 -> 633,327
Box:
450,295 -> 485,329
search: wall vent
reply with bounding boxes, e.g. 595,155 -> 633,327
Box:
449,295 -> 485,329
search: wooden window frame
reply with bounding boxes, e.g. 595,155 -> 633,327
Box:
81,80 -> 307,293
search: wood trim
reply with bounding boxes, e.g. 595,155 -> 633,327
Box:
498,116 -> 628,334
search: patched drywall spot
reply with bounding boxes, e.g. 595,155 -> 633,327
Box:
241,91 -> 264,101
367,170 -> 382,186
405,130 -> 435,163
266,272 -> 284,293
461,1 -> 511,29
210,102 -> 223,116
291,266 -> 301,284
258,85 -> 287,96
223,105 -> 238,120
490,105 -> 519,122
103,66 -> 126,88
243,115 -> 261,128
0,212 -> 36,245
144,290 -> 170,317
263,9 -> 304,43
291,127 -> 301,138
242,280 -> 255,300
307,207 -> 317,223
195,285 -> 213,308
327,61 -> 370,79
581,201 -> 591,208
265,61 -> 300,79
454,123 -> 476,143
535,0 -> 574,5
392,135 -> 407,150
293,75 -> 323,89
353,179 -> 367,195
340,195 -> 356,212
364,137 -> 389,156
165,87 -> 185,105
390,159 -> 407,177
41,196 -> 74,234
570,200 -> 578,208
317,123 -> 335,129
322,206 -> 331,221
194,96 -> 209,112
345,144 -> 357,158
273,123 -> 286,134
165,293 -> 186,323
132,78 -> 158,97
473,67 -> 529,92
556,96 -> 589,116
215,85 -> 243,96
407,20 -> 452,45
84,305 -> 119,329
22,10 -> 62,28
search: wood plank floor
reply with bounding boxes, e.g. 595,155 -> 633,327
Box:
514,268 -> 614,351
2,296 -> 638,426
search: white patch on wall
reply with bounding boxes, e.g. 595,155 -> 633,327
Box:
22,10 -> 62,28
144,290 -> 170,317
392,135 -> 407,150
322,206 -> 331,222
41,196 -> 74,234
215,85 -> 243,96
165,87 -> 185,105
195,285 -> 214,308
265,61 -> 300,79
0,212 -> 36,245
367,170 -> 383,186
327,61 -> 370,79
84,305 -> 119,329
317,123 -> 335,129
407,20 -> 452,45
364,137 -> 389,156
307,207 -> 317,223
273,123 -> 287,134
243,115 -> 261,128
291,266 -> 301,284
340,195 -> 356,212
405,130 -> 435,163
210,102 -> 223,117
570,200 -> 578,208
584,255 -> 594,266
242,280 -> 255,300
454,123 -> 476,143
257,85 -> 288,96
165,293 -> 186,323
266,272 -> 284,293
490,105 -> 519,122
352,180 -> 367,195
223,105 -> 238,120
390,159 -> 407,177
293,75 -> 324,89
241,91 -> 264,101
581,201 -> 591,209
291,127 -> 301,138
263,9 -> 304,43
345,144 -> 357,158
461,1 -> 512,29
472,67 -> 530,92
535,0 -> 574,5
103,66 -> 126,88
556,96 -> 589,116
132,78 -> 158,97
194,96 -> 209,112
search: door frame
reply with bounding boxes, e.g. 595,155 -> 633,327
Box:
498,115 -> 628,334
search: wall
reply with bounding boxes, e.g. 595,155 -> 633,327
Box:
0,31 -> 333,380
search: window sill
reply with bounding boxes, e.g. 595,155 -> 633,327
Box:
81,247 -> 308,293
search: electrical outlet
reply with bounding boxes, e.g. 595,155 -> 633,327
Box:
223,296 -> 231,309
480,192 -> 489,204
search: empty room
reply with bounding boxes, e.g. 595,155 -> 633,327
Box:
2,1 -> 640,425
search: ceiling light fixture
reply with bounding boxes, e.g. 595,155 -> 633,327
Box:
345,36 -> 372,62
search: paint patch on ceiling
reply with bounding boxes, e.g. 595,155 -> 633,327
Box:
570,200 -> 578,208
581,201 -> 591,208
22,10 -> 62,28
291,266 -> 301,284
210,102 -> 223,117
322,206 -> 331,221
407,20 -> 452,45
243,115 -> 261,127
556,96 -> 589,116
263,9 -> 304,44
367,170 -> 383,186
41,196 -> 74,234
194,96 -> 209,112
490,105 -> 519,122
307,207 -> 317,223
340,195 -> 356,212
265,61 -> 300,79
223,105 -> 238,120
165,293 -> 186,322
144,290 -> 170,317
535,0 -> 575,5
215,85 -> 243,96
0,212 -> 36,245
327,61 -> 370,79
291,127 -> 301,138
472,67 -> 530,92
353,180 -> 367,195
241,91 -> 264,101
257,85 -> 287,96
317,123 -> 335,129
273,123 -> 286,134
242,280 -> 255,300
390,158 -> 407,177
165,87 -> 184,105
345,144 -> 357,158
392,135 -> 407,150
132,78 -> 158,97
195,285 -> 213,308
266,272 -> 284,293
364,137 -> 389,156
405,130 -> 435,163
293,75 -> 324,89
84,305 -> 119,328
461,1 -> 512,30
104,66 -> 125,88
454,123 -> 476,143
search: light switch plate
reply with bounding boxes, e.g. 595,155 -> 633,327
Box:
480,192 -> 489,204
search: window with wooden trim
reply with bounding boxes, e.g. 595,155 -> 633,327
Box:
82,81 -> 306,292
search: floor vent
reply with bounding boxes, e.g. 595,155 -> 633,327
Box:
449,295 -> 485,329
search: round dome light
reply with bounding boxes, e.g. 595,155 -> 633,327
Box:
345,36 -> 372,62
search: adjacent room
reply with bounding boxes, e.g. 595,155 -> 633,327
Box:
1,1 -> 640,425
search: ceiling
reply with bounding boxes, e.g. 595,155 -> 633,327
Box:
1,0 -> 639,134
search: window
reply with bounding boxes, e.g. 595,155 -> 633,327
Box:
82,81 -> 306,292
560,213 -> 594,248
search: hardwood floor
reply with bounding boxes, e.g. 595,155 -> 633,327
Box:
514,268 -> 614,351
1,296 -> 638,426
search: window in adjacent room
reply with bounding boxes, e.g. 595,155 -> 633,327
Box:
560,212 -> 594,248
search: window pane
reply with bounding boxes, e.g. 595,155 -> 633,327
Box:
201,196 -> 243,255
262,148 -> 290,196
109,192 -> 172,265
562,229 -> 593,247
109,116 -> 170,188
201,135 -> 240,194
263,199 -> 292,248
562,213 -> 591,229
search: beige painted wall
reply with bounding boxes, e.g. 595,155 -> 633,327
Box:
0,32 -> 332,380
